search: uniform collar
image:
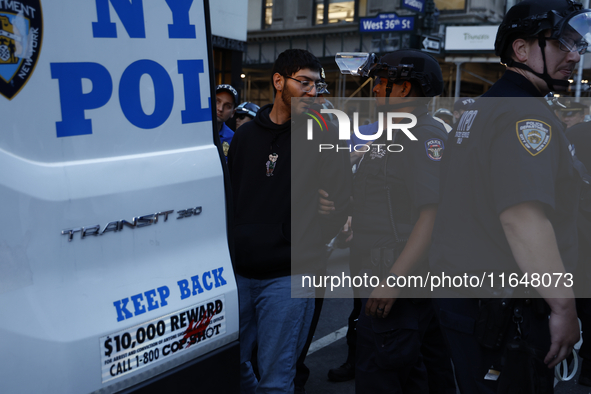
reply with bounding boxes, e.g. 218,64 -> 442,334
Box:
219,122 -> 234,137
486,71 -> 543,98
411,104 -> 429,117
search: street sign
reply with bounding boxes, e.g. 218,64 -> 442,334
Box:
421,35 -> 441,53
402,0 -> 425,13
359,13 -> 414,33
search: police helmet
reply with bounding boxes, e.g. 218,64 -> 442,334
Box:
368,49 -> 444,97
557,99 -> 587,115
453,98 -> 476,112
495,0 -> 591,90
434,108 -> 454,120
235,102 -> 260,119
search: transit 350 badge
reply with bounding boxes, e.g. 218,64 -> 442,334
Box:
516,119 -> 551,156
0,0 -> 43,100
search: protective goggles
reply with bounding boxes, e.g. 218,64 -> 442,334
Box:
554,10 -> 591,54
335,52 -> 377,77
335,52 -> 419,82
235,113 -> 253,120
529,9 -> 591,54
368,62 -> 416,80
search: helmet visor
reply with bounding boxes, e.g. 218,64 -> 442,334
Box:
335,52 -> 376,77
558,11 -> 591,53
368,62 -> 414,81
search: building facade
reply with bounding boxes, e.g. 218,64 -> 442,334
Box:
210,0 -> 248,100
241,0 -> 591,109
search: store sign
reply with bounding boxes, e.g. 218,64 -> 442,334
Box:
445,25 -> 499,51
359,13 -> 414,33
212,35 -> 246,52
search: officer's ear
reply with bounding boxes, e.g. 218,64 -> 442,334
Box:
400,81 -> 413,98
390,81 -> 412,97
273,73 -> 283,92
512,38 -> 530,63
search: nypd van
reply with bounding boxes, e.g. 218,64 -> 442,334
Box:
0,1 -> 239,393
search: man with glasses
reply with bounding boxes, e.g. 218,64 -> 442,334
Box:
429,0 -> 591,392
228,49 -> 351,394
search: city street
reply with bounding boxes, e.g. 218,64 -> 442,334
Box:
301,249 -> 591,394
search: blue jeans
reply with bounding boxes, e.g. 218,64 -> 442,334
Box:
237,274 -> 314,394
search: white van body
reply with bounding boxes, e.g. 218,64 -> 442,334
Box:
0,1 -> 239,393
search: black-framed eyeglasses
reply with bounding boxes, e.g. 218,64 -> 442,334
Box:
284,76 -> 328,94
546,37 -> 588,54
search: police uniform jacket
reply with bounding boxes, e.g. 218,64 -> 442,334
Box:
352,104 -> 447,256
219,122 -> 234,161
429,71 -> 581,277
567,122 -> 591,286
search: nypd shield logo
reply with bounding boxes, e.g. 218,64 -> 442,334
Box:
425,138 -> 444,161
516,119 -> 551,156
0,0 -> 42,100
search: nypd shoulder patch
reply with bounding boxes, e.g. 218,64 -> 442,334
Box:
425,138 -> 444,161
516,119 -> 552,156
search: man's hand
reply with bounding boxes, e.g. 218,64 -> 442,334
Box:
318,189 -> 335,215
364,205 -> 437,319
341,216 -> 353,242
500,201 -> 580,368
365,279 -> 400,318
545,300 -> 580,368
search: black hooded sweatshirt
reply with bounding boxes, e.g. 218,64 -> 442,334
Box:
228,103 -> 351,279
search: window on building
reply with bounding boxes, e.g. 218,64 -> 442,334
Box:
371,33 -> 400,52
370,33 -> 412,52
434,0 -> 465,11
264,0 -> 273,28
315,0 -> 356,25
213,49 -> 233,85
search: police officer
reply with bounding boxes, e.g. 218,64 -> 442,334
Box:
348,49 -> 455,393
557,99 -> 587,128
433,108 -> 454,132
452,98 -> 475,123
216,84 -> 238,161
429,0 -> 591,392
566,116 -> 591,386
